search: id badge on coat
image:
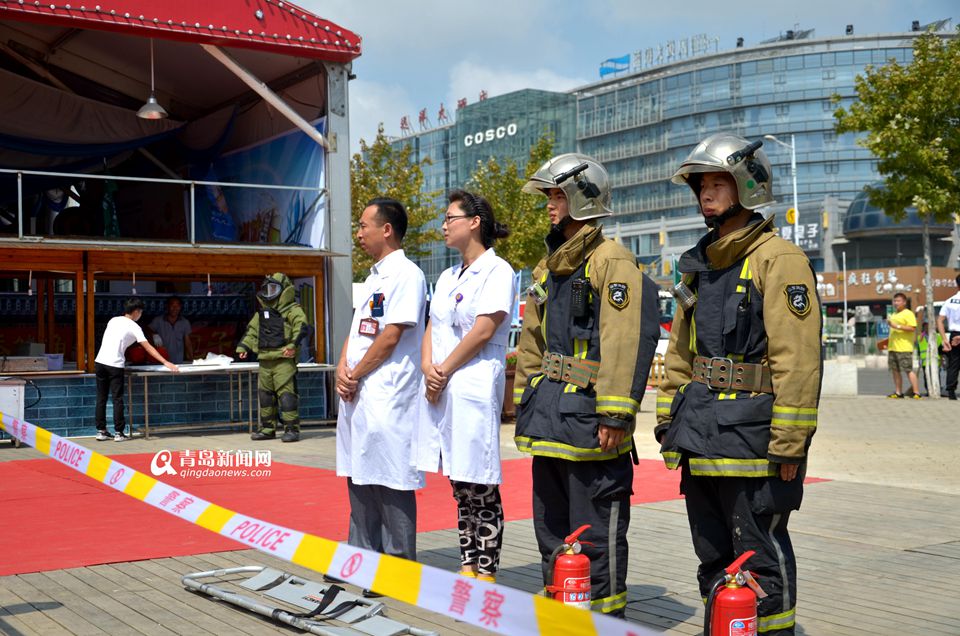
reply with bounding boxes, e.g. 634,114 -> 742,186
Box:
359,318 -> 379,337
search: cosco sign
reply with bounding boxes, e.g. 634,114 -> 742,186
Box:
463,123 -> 518,147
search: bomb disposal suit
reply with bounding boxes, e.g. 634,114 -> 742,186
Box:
514,153 -> 660,616
238,273 -> 308,442
656,134 -> 822,635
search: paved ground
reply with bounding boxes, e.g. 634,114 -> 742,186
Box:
1,393 -> 958,635
857,364 -> 955,398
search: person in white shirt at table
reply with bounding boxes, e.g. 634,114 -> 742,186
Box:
417,190 -> 516,583
95,297 -> 179,442
336,197 -> 427,577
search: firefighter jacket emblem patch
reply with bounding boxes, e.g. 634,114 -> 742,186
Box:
784,284 -> 811,317
608,282 -> 629,309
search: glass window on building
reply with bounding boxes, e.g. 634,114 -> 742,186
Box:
668,228 -> 703,247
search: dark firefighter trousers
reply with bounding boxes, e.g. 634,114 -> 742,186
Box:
257,358 -> 299,435
681,461 -> 798,635
532,454 -> 632,616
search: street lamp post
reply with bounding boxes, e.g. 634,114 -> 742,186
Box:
763,134 -> 799,247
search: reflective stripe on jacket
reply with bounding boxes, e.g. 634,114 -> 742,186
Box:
656,214 -> 822,474
514,222 -> 659,460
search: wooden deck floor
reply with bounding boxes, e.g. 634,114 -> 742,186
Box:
2,395 -> 959,634
2,478 -> 958,635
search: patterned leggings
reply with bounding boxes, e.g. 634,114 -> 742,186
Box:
451,481 -> 504,576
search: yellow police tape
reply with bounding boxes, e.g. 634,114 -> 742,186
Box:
0,413 -> 654,636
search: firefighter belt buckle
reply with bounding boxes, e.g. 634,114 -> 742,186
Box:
541,352 -> 564,381
705,356 -> 734,391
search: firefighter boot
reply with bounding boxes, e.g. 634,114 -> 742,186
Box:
281,427 -> 299,443
251,429 -> 276,441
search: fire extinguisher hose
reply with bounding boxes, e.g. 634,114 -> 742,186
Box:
543,543 -> 567,594
702,574 -> 726,636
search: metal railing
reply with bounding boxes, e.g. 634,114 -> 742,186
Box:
0,167 -> 329,252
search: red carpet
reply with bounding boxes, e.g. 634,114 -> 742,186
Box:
0,452 -> 715,575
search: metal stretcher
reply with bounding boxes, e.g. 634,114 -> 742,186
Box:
182,566 -> 439,636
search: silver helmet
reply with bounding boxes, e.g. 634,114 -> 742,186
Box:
671,133 -> 774,210
522,153 -> 613,220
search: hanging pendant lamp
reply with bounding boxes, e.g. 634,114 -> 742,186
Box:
137,39 -> 168,120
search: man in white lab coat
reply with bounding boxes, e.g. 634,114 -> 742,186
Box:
336,197 -> 427,570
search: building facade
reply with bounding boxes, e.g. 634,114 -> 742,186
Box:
391,89 -> 576,282
391,25 -> 959,293
576,28 -> 958,276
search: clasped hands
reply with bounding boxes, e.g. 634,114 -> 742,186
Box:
336,362 -> 359,402
423,363 -> 448,404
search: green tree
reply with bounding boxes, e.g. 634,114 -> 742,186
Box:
350,124 -> 441,281
833,29 -> 960,398
466,132 -> 555,271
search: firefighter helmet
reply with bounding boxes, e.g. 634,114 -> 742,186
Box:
671,133 -> 774,210
522,153 -> 613,220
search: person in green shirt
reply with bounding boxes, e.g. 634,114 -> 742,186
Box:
915,312 -> 944,398
886,292 -> 920,399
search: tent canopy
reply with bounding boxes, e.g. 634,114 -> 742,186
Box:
0,0 -> 361,157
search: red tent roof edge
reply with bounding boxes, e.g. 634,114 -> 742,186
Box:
0,0 -> 362,63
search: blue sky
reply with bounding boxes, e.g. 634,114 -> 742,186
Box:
301,1 -> 956,152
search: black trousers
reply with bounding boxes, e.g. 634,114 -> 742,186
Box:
681,462 -> 799,636
95,362 -> 126,433
945,332 -> 960,395
346,478 -> 417,561
532,454 -> 632,616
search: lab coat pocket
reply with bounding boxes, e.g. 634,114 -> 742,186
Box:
455,360 -> 500,402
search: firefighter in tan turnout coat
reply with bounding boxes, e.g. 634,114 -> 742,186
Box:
656,133 -> 822,635
513,153 -> 660,616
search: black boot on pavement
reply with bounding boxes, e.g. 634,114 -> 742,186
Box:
251,430 -> 276,441
281,428 -> 300,443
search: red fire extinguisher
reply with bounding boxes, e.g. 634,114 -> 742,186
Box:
545,524 -> 592,609
704,550 -> 767,636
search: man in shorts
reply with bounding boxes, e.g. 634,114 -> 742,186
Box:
886,292 -> 920,399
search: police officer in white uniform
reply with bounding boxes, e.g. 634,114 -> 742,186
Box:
417,190 -> 515,582
336,198 -> 427,571
938,273 -> 960,400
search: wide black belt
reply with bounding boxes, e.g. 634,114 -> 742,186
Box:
691,355 -> 773,393
540,352 -> 600,389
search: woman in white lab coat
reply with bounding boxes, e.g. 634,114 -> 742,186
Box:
418,189 -> 516,583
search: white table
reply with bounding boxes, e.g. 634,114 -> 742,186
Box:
125,362 -> 335,438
